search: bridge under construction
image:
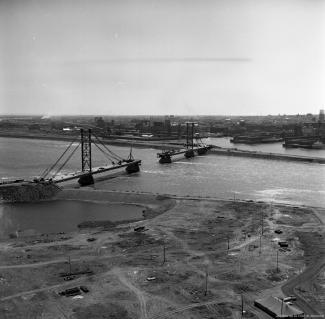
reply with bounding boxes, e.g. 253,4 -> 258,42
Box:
157,122 -> 212,163
0,129 -> 141,202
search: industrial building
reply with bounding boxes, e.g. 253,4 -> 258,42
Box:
254,296 -> 304,318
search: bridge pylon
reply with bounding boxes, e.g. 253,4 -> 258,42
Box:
81,128 -> 92,172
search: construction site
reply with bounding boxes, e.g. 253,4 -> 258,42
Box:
0,185 -> 324,318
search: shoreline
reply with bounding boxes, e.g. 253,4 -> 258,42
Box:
0,131 -> 182,150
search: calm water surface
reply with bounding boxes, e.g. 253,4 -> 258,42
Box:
0,136 -> 324,236
0,200 -> 143,238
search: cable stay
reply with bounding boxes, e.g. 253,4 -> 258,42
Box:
92,133 -> 123,161
51,142 -> 81,179
34,128 -> 142,187
40,138 -> 79,179
92,142 -> 121,165
92,133 -> 125,162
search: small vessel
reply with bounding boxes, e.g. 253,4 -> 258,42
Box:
231,135 -> 282,144
283,136 -> 320,149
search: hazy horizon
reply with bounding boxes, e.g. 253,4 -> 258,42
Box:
1,0 -> 324,116
0,112 -> 322,118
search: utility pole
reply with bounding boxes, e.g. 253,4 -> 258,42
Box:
241,294 -> 244,318
204,268 -> 208,296
259,234 -> 262,256
191,122 -> 194,150
261,211 -> 264,235
276,249 -> 279,272
227,236 -> 230,253
68,256 -> 72,275
163,244 -> 166,264
186,123 -> 189,149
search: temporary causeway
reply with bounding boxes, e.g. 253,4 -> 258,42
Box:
210,147 -> 325,164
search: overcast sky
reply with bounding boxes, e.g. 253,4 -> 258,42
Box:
0,0 -> 324,116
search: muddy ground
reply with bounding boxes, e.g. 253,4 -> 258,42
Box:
0,190 -> 324,319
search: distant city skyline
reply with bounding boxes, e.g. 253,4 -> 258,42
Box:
1,0 -> 324,116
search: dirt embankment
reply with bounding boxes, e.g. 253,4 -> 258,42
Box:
56,188 -> 176,219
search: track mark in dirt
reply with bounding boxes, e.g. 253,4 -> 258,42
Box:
148,299 -> 227,319
113,268 -> 148,319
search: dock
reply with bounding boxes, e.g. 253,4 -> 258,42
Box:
210,147 -> 325,164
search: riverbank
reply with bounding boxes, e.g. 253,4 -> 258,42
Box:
0,188 -> 323,318
0,131 -> 182,150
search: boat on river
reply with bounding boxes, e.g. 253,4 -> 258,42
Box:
230,135 -> 283,144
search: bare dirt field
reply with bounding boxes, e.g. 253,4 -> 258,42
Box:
0,189 -> 324,318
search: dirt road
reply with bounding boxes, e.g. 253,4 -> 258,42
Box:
113,268 -> 148,319
282,257 -> 325,316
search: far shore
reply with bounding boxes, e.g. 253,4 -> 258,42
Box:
0,131 -> 183,150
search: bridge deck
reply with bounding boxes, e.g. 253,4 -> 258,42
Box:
54,160 -> 141,184
157,147 -> 208,157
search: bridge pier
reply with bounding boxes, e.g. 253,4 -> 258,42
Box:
126,161 -> 141,174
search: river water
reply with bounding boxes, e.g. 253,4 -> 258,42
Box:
0,137 -> 324,237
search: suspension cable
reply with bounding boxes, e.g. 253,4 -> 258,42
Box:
40,138 -> 78,179
92,142 -> 117,163
93,134 -> 122,161
92,134 -> 124,161
52,142 -> 80,179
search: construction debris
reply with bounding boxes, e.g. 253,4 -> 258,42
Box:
59,286 -> 90,297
